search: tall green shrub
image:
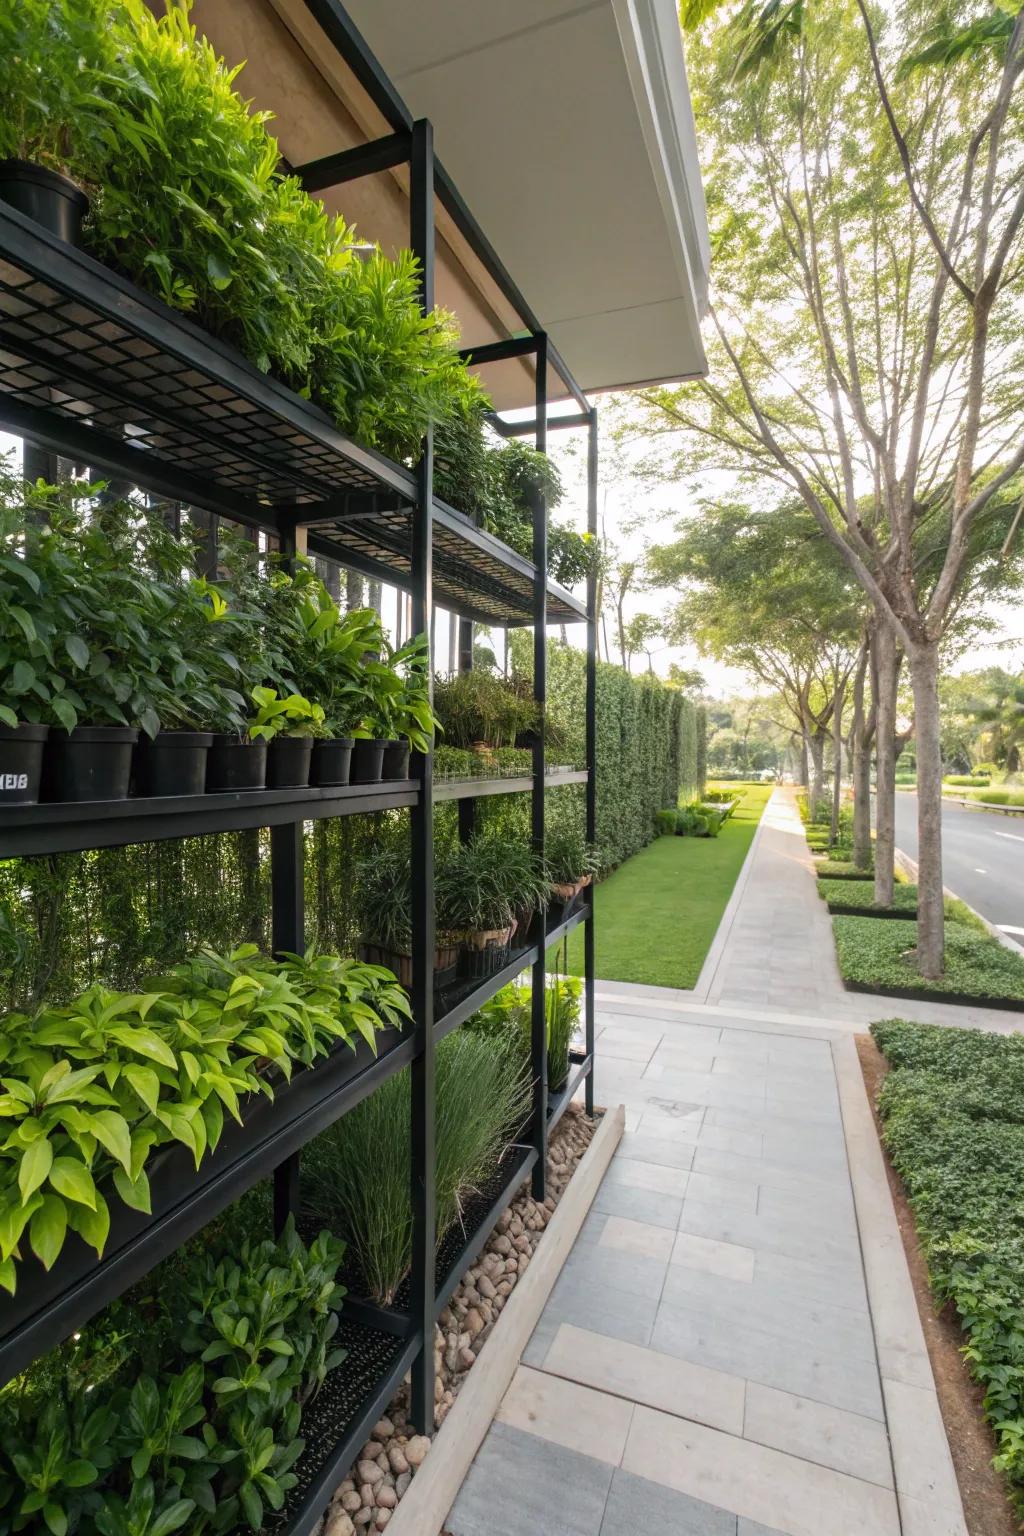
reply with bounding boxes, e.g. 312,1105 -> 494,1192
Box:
511,638 -> 703,867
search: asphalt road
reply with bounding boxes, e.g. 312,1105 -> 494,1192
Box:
893,791 -> 1024,939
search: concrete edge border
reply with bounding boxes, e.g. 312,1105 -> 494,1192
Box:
832,1033 -> 968,1536
384,1104 -> 626,1536
895,844 -> 1024,956
693,785 -> 777,1001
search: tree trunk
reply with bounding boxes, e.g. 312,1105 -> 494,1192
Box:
345,568 -> 362,611
873,625 -> 899,907
808,731 -> 825,815
851,639 -> 872,872
368,581 -> 382,616
830,678 -> 845,846
909,641 -> 945,979
800,734 -> 810,792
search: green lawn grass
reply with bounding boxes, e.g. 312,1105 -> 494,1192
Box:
554,781 -> 773,989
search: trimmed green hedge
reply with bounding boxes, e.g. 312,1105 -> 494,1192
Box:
818,879 -> 918,915
815,859 -> 873,880
514,639 -> 704,869
833,916 -> 1024,1003
872,1021 -> 1024,1512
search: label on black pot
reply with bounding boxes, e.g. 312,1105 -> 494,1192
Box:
1,773 -> 29,791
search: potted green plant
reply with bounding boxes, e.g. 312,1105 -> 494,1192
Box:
469,830 -> 550,943
355,849 -> 460,988
438,838 -> 516,981
544,822 -> 601,922
19,491 -> 167,804
379,633 -> 437,780
207,686 -> 324,792
290,595 -> 384,788
0,0 -> 113,243
132,573 -> 250,798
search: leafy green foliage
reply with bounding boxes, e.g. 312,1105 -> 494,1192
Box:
302,1029 -> 530,1304
0,946 -> 407,1294
655,809 -> 678,835
833,916 -> 1024,1002
46,2 -> 480,460
0,1212 -> 345,1535
433,408 -> 593,585
872,1020 -> 1024,1511
432,669 -> 540,751
464,973 -> 581,1088
817,878 -> 918,915
0,0 -> 116,169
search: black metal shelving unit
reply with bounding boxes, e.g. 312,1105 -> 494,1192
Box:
0,5 -> 598,1531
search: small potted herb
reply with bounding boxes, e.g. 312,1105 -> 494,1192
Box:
355,849 -> 460,988
438,838 -> 516,981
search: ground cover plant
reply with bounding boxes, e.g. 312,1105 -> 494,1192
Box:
816,858 -> 874,880
301,1030 -> 529,1305
0,945 -> 407,1295
818,878 -> 919,916
834,917 -> 1024,1004
872,1021 -> 1024,1515
562,782 -> 771,988
0,1192 -> 343,1536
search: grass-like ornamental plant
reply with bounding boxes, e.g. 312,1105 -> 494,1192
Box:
302,1030 -> 530,1304
0,1206 -> 345,1536
871,1021 -> 1024,1515
0,946 -> 407,1295
432,670 -> 539,750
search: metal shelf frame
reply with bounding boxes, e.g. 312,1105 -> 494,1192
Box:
0,1 -> 598,1526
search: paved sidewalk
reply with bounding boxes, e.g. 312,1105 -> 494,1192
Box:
700,785 -> 1020,1033
447,1000 -> 964,1536
444,788 -> 989,1536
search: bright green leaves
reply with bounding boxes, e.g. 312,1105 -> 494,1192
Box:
0,946 -> 400,1291
18,1134 -> 53,1203
30,1193 -> 67,1270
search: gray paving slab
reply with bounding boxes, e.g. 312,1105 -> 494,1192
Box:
447,1421 -> 614,1536
599,1468 -> 738,1535
651,1299 -> 885,1421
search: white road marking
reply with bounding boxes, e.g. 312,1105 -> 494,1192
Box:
994,831 -> 1024,843
1000,925 -> 1024,937
974,868 -> 987,874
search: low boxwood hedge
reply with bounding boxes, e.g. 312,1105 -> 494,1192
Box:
871,1020 -> 1024,1512
834,916 -> 1024,1004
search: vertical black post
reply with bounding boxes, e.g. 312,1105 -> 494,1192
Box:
409,117 -> 437,1434
457,616 -> 475,844
271,517 -> 305,1231
530,334 -> 549,1200
584,410 -> 598,1114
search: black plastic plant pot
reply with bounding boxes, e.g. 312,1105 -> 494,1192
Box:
267,736 -> 314,790
0,722 -> 48,805
381,739 -> 410,780
458,935 -> 513,981
0,159 -> 89,245
134,731 -> 213,798
43,726 -> 138,803
0,1026 -> 407,1367
311,737 -> 354,787
350,739 -> 386,784
207,735 -> 267,792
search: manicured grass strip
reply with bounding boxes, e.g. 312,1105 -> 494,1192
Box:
558,782 -> 773,989
818,878 -> 918,917
871,1020 -> 1024,1515
833,915 -> 1024,1004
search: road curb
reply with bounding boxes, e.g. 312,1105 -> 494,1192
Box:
894,845 -> 1024,956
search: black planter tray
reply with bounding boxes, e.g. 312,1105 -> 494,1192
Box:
0,1025 -> 412,1387
274,1320 -> 418,1536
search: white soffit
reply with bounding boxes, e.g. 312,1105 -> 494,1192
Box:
343,0 -> 710,394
